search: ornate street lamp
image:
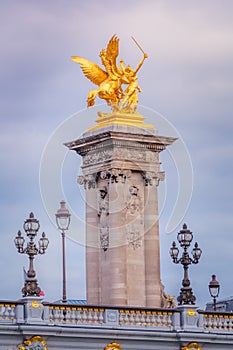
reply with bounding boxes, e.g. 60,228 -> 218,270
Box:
14,212 -> 49,297
209,274 -> 220,311
170,223 -> 202,305
55,200 -> 71,303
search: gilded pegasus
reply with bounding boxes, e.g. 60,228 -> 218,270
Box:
71,35 -> 148,112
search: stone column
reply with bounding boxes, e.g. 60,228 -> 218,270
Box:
108,180 -> 127,306
125,172 -> 146,307
143,171 -> 164,307
86,184 -> 100,304
66,123 -> 175,307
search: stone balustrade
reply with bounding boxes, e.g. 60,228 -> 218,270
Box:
47,305 -> 105,324
0,302 -> 16,322
118,309 -> 173,328
43,303 -> 176,329
0,301 -> 24,323
200,310 -> 233,331
1,299 -> 233,334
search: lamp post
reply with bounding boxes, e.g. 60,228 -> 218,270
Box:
14,212 -> 49,297
170,223 -> 202,305
209,274 -> 220,311
55,200 -> 71,303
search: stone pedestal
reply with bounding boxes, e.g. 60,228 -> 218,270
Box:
66,122 -> 175,307
177,305 -> 202,331
22,296 -> 44,324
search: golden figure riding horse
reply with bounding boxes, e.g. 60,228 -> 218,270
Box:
71,35 -> 147,112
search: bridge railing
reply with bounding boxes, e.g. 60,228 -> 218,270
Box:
0,300 -> 24,323
1,298 -> 233,333
199,310 -> 233,331
43,303 -> 176,329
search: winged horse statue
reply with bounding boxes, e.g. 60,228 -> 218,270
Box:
71,35 -> 148,113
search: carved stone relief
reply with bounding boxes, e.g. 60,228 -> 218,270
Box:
142,171 -> 165,186
125,185 -> 143,249
82,147 -> 159,166
78,169 -> 165,189
77,174 -> 97,189
99,169 -> 131,183
83,149 -> 113,166
78,169 -> 132,189
97,186 -> 109,251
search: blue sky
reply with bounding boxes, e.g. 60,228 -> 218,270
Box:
0,0 -> 233,308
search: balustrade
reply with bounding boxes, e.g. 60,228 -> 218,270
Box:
119,309 -> 173,328
201,311 -> 233,331
0,301 -> 20,322
1,299 -> 233,334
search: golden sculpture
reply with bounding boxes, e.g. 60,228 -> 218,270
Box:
181,342 -> 202,350
104,342 -> 122,350
71,35 -> 148,113
17,335 -> 48,350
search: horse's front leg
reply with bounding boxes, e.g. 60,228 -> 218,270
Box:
87,89 -> 98,107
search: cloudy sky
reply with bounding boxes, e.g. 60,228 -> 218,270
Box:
0,0 -> 233,308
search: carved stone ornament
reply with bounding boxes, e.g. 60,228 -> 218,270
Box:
77,174 -> 97,189
83,149 -> 113,166
78,169 -> 132,190
99,168 -> 131,183
127,229 -> 142,249
17,336 -> 48,350
98,186 -> 109,251
79,138 -> 161,167
142,171 -> 165,186
126,185 -> 143,249
100,227 -> 109,251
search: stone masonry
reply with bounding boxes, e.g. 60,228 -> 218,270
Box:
65,123 -> 175,307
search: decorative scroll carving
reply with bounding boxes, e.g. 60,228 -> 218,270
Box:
126,185 -> 143,249
98,186 -> 109,251
17,336 -> 48,350
142,171 -> 165,186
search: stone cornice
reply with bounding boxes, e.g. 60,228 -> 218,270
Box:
65,130 -> 176,156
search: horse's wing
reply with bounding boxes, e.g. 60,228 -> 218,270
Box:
71,56 -> 108,86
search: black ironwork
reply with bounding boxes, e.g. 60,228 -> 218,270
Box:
14,212 -> 49,297
170,223 -> 202,305
209,274 -> 220,311
55,200 -> 71,304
